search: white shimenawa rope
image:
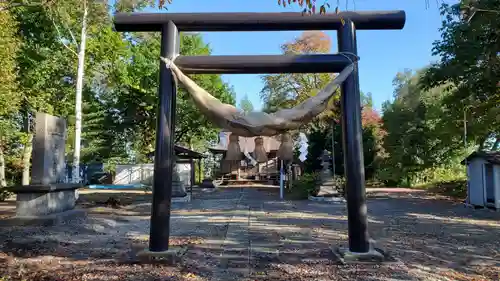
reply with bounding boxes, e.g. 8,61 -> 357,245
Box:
159,53 -> 358,137
162,55 -> 178,69
337,52 -> 359,65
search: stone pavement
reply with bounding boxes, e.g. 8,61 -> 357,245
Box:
189,188 -> 347,280
186,187 -> 500,281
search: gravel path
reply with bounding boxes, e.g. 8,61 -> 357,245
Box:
0,188 -> 499,281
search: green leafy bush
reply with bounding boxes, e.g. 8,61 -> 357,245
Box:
413,164 -> 466,186
0,189 -> 11,201
287,172 -> 320,199
430,180 -> 467,199
331,176 -> 346,197
376,166 -> 403,186
376,161 -> 466,188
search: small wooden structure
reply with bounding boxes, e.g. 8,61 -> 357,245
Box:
146,145 -> 205,190
208,131 -> 282,183
463,151 -> 500,210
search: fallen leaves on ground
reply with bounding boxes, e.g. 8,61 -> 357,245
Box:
1,190 -> 499,281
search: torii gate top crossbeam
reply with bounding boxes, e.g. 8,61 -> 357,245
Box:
114,11 -> 406,32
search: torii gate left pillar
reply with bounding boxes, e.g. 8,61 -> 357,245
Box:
149,21 -> 179,252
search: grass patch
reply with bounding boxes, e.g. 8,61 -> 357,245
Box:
422,180 -> 467,199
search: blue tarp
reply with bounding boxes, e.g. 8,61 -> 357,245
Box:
87,184 -> 145,190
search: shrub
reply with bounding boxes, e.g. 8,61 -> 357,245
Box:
376,161 -> 466,188
430,180 -> 467,199
375,166 -> 403,186
287,172 -> 320,199
0,188 -> 11,201
413,164 -> 466,186
331,176 -> 346,197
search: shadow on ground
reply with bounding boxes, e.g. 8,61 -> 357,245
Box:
0,187 -> 499,281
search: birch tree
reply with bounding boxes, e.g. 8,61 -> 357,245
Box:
45,0 -> 110,182
71,1 -> 87,183
0,6 -> 20,193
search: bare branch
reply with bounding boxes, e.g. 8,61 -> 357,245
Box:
64,20 -> 78,46
49,5 -> 79,47
50,14 -> 78,56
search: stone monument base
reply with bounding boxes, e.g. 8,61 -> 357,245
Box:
10,183 -> 82,217
137,246 -> 186,264
333,247 -> 385,264
331,240 -> 399,264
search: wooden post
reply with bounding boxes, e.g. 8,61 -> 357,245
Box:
149,21 -> 179,252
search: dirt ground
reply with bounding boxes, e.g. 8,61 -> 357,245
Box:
0,187 -> 499,281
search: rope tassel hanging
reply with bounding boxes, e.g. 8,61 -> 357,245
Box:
253,137 -> 268,163
277,133 -> 294,161
225,134 -> 242,161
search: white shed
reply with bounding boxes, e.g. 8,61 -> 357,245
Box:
463,151 -> 500,210
114,163 -> 193,187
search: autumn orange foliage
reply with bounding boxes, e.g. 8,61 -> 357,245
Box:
282,31 -> 331,54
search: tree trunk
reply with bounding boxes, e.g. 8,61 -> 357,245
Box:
72,2 -> 88,183
21,133 -> 33,185
0,146 -> 6,188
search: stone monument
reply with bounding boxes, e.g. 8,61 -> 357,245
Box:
309,150 -> 345,203
10,112 -> 83,224
171,159 -> 190,202
171,164 -> 187,197
199,152 -> 216,189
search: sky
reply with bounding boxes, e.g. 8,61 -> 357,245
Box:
146,0 -> 458,112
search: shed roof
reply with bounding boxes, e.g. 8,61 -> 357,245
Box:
462,151 -> 500,165
174,145 -> 205,159
147,145 -> 205,160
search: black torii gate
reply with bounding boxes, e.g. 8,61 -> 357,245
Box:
114,11 -> 406,254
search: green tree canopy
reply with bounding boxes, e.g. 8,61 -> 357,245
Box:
239,94 -> 254,113
420,0 -> 500,150
0,7 -> 22,189
380,69 -> 463,185
99,32 -> 235,161
1,0 -> 236,176
0,7 -> 21,116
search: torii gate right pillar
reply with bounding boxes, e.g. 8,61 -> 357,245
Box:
338,19 -> 370,253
